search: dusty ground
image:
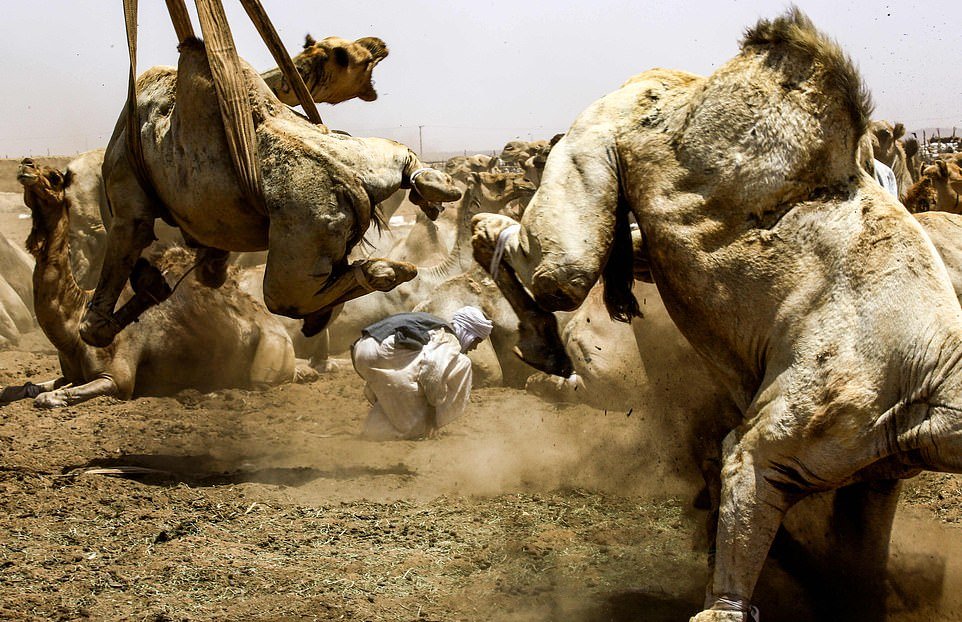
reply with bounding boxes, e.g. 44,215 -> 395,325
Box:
1,164 -> 961,621
0,337 -> 960,622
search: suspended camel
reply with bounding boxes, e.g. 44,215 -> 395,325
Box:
79,36 -> 459,348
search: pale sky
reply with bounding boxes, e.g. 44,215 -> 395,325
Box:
2,1 -> 960,159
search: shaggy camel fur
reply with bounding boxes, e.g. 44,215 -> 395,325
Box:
12,159 -> 302,408
474,9 -> 962,621
904,158 -> 962,214
80,37 -> 459,348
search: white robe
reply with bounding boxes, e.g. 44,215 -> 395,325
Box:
351,328 -> 473,440
874,158 -> 899,197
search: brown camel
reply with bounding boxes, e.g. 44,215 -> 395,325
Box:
904,158 -> 962,214
474,10 -> 962,620
11,159 -> 304,408
79,37 -> 459,349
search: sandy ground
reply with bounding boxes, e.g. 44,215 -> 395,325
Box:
2,164 -> 962,621
0,336 -> 960,622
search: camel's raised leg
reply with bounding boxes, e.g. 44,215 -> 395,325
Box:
300,258 -> 417,337
79,199 -> 158,347
472,215 -> 573,377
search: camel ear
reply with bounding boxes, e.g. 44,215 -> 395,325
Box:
937,159 -> 949,179
303,34 -> 316,49
332,46 -> 350,67
903,137 -> 919,159
893,123 -> 905,140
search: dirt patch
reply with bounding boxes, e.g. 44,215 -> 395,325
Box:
0,339 -> 959,621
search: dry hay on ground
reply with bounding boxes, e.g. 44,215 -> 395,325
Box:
0,338 -> 959,621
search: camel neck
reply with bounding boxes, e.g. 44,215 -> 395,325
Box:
30,206 -> 89,352
422,191 -> 478,283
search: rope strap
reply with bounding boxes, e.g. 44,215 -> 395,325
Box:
490,223 -> 520,280
710,596 -> 760,622
408,167 -> 433,186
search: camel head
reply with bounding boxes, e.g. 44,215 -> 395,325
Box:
274,34 -> 388,106
406,162 -> 462,221
905,159 -> 962,214
521,134 -> 564,188
870,120 -> 906,168
445,154 -> 496,183
17,158 -> 70,257
468,172 -> 536,219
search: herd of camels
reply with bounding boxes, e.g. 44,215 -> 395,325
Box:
5,8 -> 962,622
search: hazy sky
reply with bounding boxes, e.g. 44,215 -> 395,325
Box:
2,1 -> 960,159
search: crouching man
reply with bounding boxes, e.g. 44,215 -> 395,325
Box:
351,306 -> 493,440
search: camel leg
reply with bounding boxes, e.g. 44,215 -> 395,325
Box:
301,259 -> 417,336
472,221 -> 572,377
80,212 -> 156,347
33,377 -> 119,409
0,377 -> 68,405
249,327 -> 296,390
195,246 -> 231,289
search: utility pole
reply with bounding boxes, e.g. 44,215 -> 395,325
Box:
418,125 -> 424,158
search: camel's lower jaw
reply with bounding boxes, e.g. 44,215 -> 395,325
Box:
16,173 -> 38,185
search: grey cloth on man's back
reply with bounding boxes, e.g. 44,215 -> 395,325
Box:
361,312 -> 454,349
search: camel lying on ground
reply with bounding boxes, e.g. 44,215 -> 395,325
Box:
79,37 -> 459,349
904,158 -> 962,214
10,159 -> 306,408
474,9 -> 962,621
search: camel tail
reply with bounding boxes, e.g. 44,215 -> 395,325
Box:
602,190 -> 640,323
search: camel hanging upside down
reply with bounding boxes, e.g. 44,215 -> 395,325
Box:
10,159 -> 311,409
79,37 -> 459,348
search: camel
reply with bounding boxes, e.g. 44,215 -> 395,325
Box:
259,35 -> 388,106
904,158 -> 962,214
60,34 -> 390,290
870,120 -> 914,201
473,10 -> 962,620
0,229 -> 35,314
11,158 -> 308,408
321,172 -> 534,383
79,37 -> 459,349
903,136 -> 922,183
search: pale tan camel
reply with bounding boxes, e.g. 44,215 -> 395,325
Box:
321,172 -> 534,384
80,37 -> 459,348
63,35 -> 390,290
904,158 -> 962,214
870,119 -> 914,201
12,159 -> 306,408
474,10 -> 962,620
260,34 -> 388,106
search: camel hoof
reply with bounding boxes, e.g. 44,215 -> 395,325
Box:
312,359 -> 340,374
690,610 -> 751,622
196,258 -> 229,288
79,315 -> 119,348
34,391 -> 68,409
294,364 -> 319,384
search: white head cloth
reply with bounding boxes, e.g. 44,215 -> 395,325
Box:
450,306 -> 493,348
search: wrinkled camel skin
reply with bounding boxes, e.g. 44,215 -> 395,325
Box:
474,10 -> 962,621
14,159 -> 304,408
79,37 -> 459,348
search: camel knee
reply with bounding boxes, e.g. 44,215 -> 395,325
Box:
530,264 -> 593,311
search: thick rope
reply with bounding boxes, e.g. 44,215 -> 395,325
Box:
490,223 -> 520,280
194,0 -> 268,217
121,0 -> 155,203
164,0 -> 194,42
239,0 -> 323,126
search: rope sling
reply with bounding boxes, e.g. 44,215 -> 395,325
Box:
121,0 -> 324,218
